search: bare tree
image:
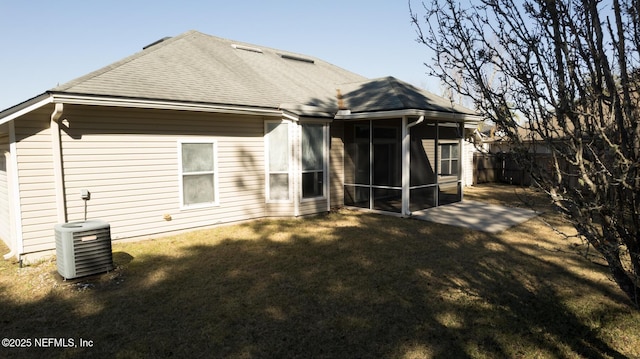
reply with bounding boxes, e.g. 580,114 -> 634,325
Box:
410,0 -> 640,306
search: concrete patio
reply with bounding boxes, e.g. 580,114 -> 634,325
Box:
412,200 -> 538,233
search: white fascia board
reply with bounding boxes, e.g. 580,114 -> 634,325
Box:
281,110 -> 299,122
279,103 -> 335,119
464,119 -> 483,128
335,109 -> 482,123
49,93 -> 285,117
0,94 -> 53,126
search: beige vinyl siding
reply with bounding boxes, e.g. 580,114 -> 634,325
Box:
462,139 -> 475,187
329,121 -> 344,208
299,199 -> 328,215
60,105 -> 267,241
13,106 -> 59,254
0,127 -> 12,247
265,202 -> 294,217
424,139 -> 436,176
410,121 -> 437,185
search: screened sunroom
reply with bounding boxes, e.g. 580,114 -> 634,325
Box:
341,116 -> 467,216
334,77 -> 481,216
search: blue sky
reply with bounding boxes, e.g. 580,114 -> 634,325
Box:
0,0 -> 440,111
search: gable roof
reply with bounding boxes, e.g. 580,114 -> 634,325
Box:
51,30 -> 367,111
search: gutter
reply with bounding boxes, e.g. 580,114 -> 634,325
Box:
50,93 -> 285,117
279,103 -> 336,119
0,92 -> 291,120
334,108 -> 482,123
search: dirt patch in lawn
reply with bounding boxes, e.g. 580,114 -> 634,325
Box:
1,184 -> 638,358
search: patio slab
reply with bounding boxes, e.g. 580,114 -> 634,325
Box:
412,200 -> 538,233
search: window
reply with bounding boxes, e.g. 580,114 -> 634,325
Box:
301,124 -> 325,198
266,122 -> 290,201
439,143 -> 459,176
180,140 -> 217,207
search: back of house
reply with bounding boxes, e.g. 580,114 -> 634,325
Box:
0,30 -> 481,261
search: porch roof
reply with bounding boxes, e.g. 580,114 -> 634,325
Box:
340,77 -> 475,114
332,77 -> 481,123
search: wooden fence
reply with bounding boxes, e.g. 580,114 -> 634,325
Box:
473,152 -> 578,187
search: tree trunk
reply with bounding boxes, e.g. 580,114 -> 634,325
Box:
602,249 -> 640,307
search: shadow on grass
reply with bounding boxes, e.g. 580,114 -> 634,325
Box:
0,211 -> 631,358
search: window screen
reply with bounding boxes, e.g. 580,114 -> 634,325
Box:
267,122 -> 290,201
181,142 -> 216,206
302,124 -> 325,198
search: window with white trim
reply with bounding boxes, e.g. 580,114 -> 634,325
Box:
301,123 -> 325,198
179,140 -> 218,207
439,143 -> 459,176
266,122 -> 291,201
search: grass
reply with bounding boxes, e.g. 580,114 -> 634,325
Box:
1,183 -> 639,358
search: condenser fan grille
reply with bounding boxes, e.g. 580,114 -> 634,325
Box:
55,220 -> 114,280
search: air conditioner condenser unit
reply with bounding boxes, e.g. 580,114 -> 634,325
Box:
55,219 -> 115,280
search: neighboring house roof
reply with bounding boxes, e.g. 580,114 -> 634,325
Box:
1,30 -> 480,121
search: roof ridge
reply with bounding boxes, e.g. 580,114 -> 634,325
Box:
384,76 -> 405,105
385,76 -> 463,111
51,30 -> 198,92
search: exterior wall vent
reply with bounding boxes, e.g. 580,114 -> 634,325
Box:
55,219 -> 114,280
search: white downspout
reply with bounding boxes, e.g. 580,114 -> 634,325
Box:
460,132 -> 465,199
325,124 -> 330,212
4,121 -> 24,260
408,116 -> 425,129
293,122 -> 300,217
402,116 -> 425,216
50,103 -> 67,223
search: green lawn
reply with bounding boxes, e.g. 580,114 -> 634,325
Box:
1,184 -> 638,358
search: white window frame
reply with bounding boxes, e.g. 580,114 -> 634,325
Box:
438,141 -> 460,177
265,120 -> 293,203
300,122 -> 328,201
178,139 -> 219,209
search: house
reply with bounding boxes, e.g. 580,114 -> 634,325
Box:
0,30 -> 481,261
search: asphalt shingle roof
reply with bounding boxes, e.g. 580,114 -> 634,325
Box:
52,30 -> 366,110
339,76 -> 477,115
50,30 -> 476,117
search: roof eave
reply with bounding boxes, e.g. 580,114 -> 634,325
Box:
334,108 -> 483,123
1,92 -> 290,124
48,92 -> 286,117
0,93 -> 53,126
279,103 -> 336,120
